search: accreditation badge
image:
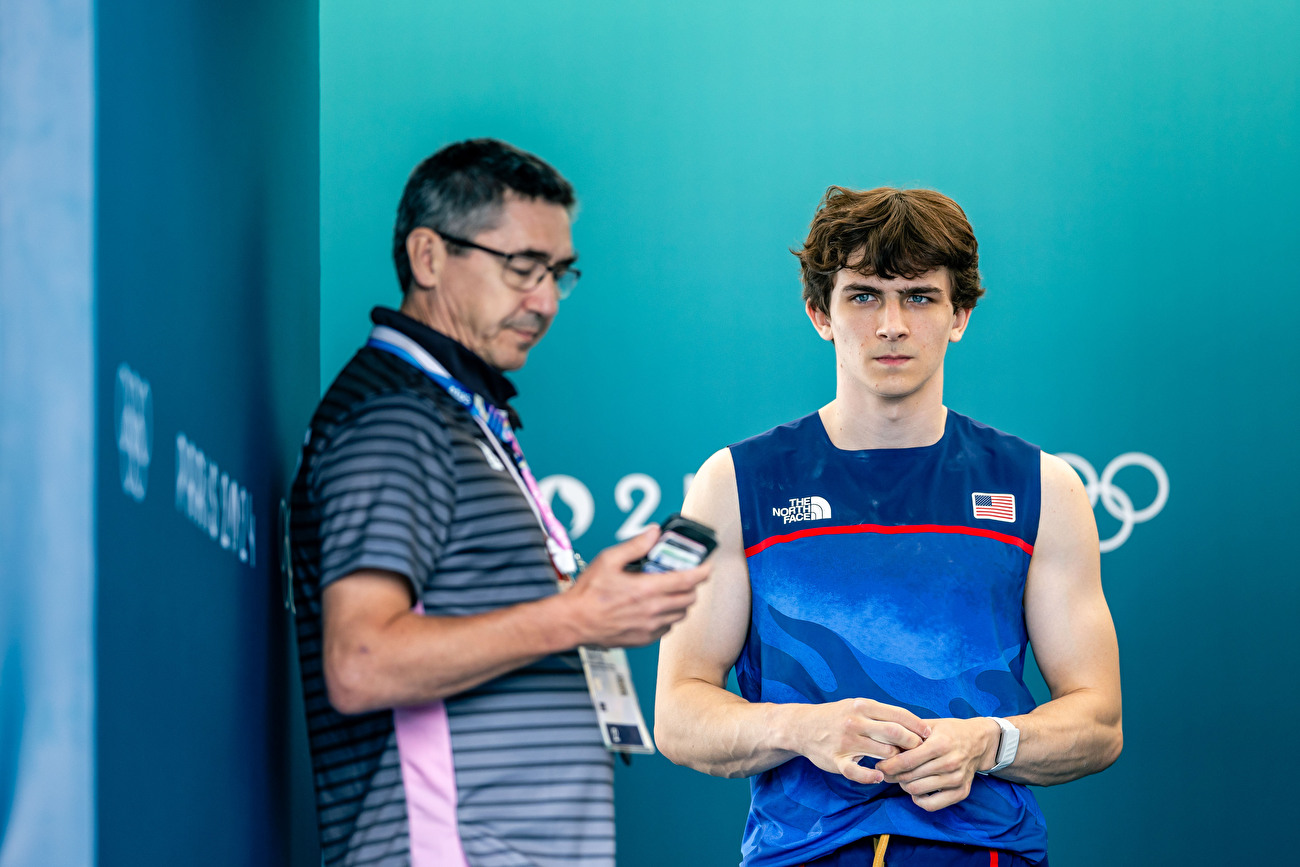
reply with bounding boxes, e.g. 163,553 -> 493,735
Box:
578,647 -> 655,754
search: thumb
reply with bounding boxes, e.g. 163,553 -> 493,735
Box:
604,524 -> 660,567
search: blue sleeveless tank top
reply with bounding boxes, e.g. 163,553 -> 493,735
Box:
728,409 -> 1048,866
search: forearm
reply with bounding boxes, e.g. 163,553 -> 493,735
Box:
326,538 -> 709,715
326,592 -> 578,714
656,679 -> 804,779
997,687 -> 1122,785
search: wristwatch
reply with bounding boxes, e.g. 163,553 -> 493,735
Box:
978,717 -> 1019,775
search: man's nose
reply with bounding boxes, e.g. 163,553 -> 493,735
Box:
524,273 -> 561,317
876,298 -> 909,340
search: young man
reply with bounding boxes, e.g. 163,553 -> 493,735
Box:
655,187 -> 1122,866
291,139 -> 709,866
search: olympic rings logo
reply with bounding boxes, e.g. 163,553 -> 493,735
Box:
1055,452 -> 1169,553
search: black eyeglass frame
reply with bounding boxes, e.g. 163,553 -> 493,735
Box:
435,230 -> 580,298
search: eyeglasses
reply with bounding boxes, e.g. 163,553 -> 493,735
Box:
435,231 -> 581,299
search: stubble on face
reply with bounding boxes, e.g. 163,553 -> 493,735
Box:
430,196 -> 574,371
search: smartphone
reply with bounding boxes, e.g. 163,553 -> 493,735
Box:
631,513 -> 718,573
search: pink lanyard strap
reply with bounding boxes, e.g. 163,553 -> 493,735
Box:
367,325 -> 577,576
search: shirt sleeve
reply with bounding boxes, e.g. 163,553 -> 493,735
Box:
310,391 -> 455,597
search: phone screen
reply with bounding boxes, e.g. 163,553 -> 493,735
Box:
640,531 -> 708,573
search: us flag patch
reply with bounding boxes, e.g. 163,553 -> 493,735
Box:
972,492 -> 1016,523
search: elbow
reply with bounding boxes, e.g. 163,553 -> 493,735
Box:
1102,721 -> 1124,770
654,703 -> 704,771
324,650 -> 385,716
655,713 -> 747,779
654,713 -> 686,767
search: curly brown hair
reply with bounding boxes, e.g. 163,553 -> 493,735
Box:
795,186 -> 984,315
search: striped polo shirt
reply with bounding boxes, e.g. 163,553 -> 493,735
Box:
290,307 -> 613,867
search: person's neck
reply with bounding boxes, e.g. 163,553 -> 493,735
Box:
819,379 -> 948,451
399,293 -> 475,358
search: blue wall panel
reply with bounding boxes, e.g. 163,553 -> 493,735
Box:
95,0 -> 319,863
0,0 -> 95,863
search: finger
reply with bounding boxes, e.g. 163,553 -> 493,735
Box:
875,739 -> 942,776
853,699 -> 931,738
887,753 -> 963,785
861,720 -> 924,751
647,594 -> 703,630
652,563 -> 711,590
651,608 -> 693,633
837,757 -> 885,786
653,596 -> 698,624
911,783 -> 970,813
897,769 -> 963,796
854,746 -> 904,766
850,739 -> 902,762
606,524 -> 661,568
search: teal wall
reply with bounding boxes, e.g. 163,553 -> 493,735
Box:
320,2 -> 1299,864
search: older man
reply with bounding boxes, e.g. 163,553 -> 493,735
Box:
656,186 -> 1122,866
290,139 -> 708,867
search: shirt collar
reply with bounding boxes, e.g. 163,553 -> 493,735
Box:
370,307 -> 523,426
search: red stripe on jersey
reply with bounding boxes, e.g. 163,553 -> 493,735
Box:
745,522 -> 1034,558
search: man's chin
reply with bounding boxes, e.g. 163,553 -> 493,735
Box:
495,346 -> 533,372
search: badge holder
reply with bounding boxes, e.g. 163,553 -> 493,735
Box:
578,647 -> 655,755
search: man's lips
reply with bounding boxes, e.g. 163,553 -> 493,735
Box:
507,326 -> 547,345
874,354 -> 912,366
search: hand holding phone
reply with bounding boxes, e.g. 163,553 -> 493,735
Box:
629,514 -> 718,573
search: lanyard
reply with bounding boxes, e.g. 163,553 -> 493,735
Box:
366,325 -> 578,577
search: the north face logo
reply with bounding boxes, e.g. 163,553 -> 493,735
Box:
772,496 -> 832,524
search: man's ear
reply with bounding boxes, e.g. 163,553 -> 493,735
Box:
806,300 -> 834,342
406,227 -> 446,291
949,305 -> 972,343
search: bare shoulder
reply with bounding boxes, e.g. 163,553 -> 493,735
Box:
1040,450 -> 1085,497
1029,451 -> 1100,594
1037,451 -> 1097,546
682,448 -> 739,531
658,447 -> 749,681
1026,453 -> 1119,706
690,448 -> 738,496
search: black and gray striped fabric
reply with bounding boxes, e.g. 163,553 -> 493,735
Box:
291,333 -> 613,867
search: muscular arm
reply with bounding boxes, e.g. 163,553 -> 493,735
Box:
877,451 -> 1123,807
995,451 -> 1124,783
323,528 -> 709,715
655,449 -> 927,782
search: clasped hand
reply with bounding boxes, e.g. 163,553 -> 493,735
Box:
874,717 -> 998,812
798,702 -> 996,812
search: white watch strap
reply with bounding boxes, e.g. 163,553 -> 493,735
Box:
981,716 -> 1019,775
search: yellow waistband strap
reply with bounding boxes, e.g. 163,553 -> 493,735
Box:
872,833 -> 891,867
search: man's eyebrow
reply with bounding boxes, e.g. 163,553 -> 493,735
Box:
517,248 -> 578,266
838,282 -> 943,293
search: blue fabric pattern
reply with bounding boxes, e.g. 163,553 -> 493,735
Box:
728,410 -> 1048,866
